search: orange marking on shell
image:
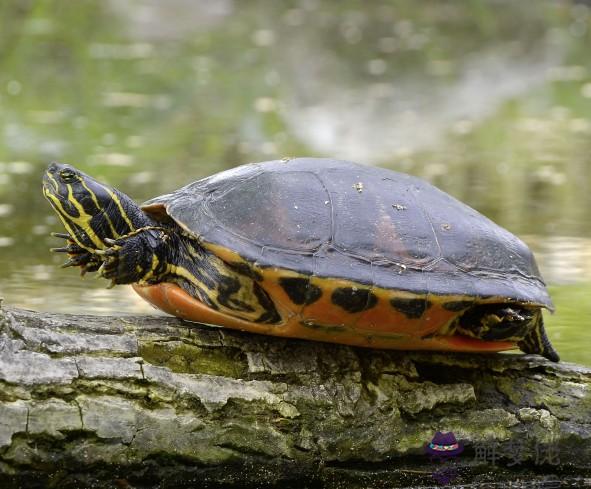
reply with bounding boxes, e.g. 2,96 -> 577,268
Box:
351,289 -> 434,336
298,277 -> 358,327
132,282 -> 517,353
421,304 -> 460,334
354,307 -> 435,336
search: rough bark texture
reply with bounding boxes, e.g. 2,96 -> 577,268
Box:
0,303 -> 590,488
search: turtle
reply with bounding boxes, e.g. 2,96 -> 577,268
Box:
42,158 -> 559,361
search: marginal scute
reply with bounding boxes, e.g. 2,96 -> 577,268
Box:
390,298 -> 431,319
331,287 -> 377,313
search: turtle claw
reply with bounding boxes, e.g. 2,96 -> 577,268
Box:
104,246 -> 120,256
96,255 -> 118,277
50,232 -> 91,260
94,246 -> 120,257
54,230 -> 150,287
61,258 -> 77,268
50,231 -> 104,273
92,238 -> 142,286
80,260 -> 101,277
97,261 -> 107,278
51,246 -> 70,253
84,261 -> 102,273
61,251 -> 102,270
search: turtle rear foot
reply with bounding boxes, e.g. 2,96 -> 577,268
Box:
518,319 -> 560,362
452,304 -> 560,362
455,304 -> 536,342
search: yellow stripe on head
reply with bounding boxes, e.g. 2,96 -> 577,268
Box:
65,183 -> 105,249
106,188 -> 135,231
80,179 -> 119,238
43,162 -> 149,252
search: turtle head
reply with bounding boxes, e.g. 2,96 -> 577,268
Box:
43,162 -> 149,251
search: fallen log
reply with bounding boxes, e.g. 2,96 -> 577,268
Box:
0,303 -> 590,488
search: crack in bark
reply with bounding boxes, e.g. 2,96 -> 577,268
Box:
73,399 -> 84,430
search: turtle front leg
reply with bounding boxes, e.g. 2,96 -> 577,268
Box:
95,229 -> 169,288
50,232 -> 103,275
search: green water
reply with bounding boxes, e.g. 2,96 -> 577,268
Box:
1,1 -> 590,366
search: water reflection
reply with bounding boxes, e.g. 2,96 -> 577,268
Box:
0,1 -> 590,366
284,42 -> 563,161
531,236 -> 591,285
3,267 -> 159,315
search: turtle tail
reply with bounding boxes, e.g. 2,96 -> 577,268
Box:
517,317 -> 560,362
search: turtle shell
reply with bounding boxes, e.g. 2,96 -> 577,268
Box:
143,158 -> 551,310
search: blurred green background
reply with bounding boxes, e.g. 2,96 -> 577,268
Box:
0,0 -> 590,365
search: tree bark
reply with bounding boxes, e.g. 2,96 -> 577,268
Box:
0,303 -> 590,488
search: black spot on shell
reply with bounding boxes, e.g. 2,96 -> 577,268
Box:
331,287 -> 377,313
279,277 -> 322,305
442,300 -> 474,312
390,298 -> 431,319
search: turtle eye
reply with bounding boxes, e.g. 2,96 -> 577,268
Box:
59,170 -> 77,182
